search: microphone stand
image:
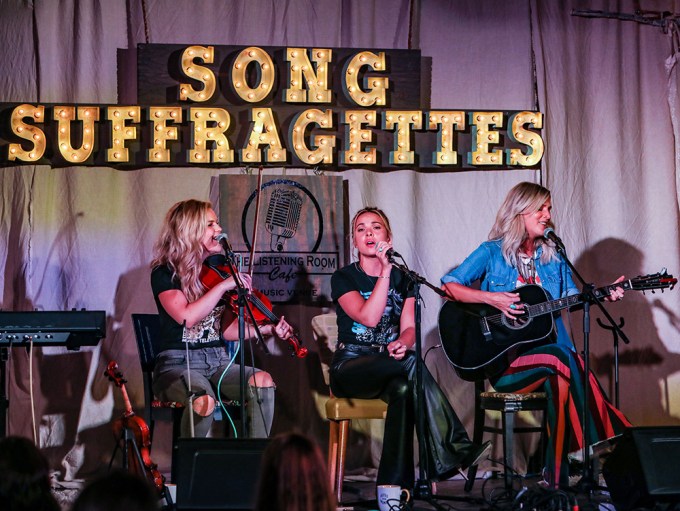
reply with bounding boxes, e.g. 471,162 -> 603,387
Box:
551,240 -> 629,493
218,237 -> 268,437
389,255 -> 478,509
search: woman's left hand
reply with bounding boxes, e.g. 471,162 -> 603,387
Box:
387,340 -> 407,360
606,275 -> 626,302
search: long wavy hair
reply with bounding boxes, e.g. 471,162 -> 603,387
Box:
254,432 -> 335,511
350,206 -> 393,261
151,199 -> 211,302
488,182 -> 557,267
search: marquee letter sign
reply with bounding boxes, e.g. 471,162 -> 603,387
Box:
0,45 -> 543,171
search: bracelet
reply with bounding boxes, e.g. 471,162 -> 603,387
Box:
378,275 -> 390,280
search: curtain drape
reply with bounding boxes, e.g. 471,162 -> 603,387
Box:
1,0 -> 679,479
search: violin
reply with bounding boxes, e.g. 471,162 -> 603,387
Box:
199,254 -> 308,358
104,361 -> 164,492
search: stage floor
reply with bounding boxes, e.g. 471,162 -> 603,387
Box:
338,472 -> 618,511
52,468 -> 621,511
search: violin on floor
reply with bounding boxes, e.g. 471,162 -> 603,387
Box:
105,361 -> 164,492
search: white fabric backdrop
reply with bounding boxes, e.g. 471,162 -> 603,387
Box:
1,0 -> 679,479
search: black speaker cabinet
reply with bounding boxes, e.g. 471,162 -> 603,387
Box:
602,426 -> 680,511
174,438 -> 270,510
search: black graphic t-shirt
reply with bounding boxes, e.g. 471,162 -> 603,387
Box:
151,265 -> 225,352
331,262 -> 415,347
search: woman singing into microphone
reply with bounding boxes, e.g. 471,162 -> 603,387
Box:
150,199 -> 293,438
329,207 -> 489,491
441,182 -> 631,487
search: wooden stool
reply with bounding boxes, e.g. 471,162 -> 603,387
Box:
325,396 -> 388,503
466,380 -> 547,491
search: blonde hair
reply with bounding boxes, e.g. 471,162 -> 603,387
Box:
350,207 -> 393,260
488,182 -> 558,267
151,199 -> 212,302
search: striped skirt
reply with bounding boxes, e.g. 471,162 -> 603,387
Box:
491,343 -> 631,487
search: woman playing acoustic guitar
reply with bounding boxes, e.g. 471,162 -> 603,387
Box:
441,182 -> 631,488
150,199 -> 293,438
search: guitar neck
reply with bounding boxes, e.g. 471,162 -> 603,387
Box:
528,281 -> 630,317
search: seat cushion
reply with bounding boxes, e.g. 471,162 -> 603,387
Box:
481,391 -> 546,401
151,399 -> 184,409
325,397 -> 387,420
480,391 -> 547,412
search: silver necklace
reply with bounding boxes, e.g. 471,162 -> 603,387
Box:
355,261 -> 377,278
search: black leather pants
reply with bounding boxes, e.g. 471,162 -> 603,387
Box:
329,347 -> 476,488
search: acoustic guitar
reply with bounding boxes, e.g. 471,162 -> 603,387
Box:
438,271 -> 676,381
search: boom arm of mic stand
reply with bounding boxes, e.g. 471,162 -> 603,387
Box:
389,260 -> 448,298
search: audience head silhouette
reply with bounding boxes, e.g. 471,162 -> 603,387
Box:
0,435 -> 60,511
255,432 -> 335,511
71,470 -> 158,511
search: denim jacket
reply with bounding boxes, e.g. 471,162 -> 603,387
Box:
441,239 -> 580,347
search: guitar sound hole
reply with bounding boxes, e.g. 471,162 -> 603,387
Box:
501,310 -> 531,330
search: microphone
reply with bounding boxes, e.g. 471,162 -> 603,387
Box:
385,248 -> 401,262
543,227 -> 565,249
214,232 -> 232,253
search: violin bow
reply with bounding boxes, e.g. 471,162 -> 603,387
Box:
248,165 -> 264,277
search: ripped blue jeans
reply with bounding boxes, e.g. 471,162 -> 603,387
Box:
152,347 -> 275,438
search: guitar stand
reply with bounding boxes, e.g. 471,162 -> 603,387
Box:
107,427 -> 174,509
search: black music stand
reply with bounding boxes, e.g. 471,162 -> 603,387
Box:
596,317 -> 625,408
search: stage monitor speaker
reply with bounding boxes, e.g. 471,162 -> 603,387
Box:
602,426 -> 680,511
174,438 -> 270,510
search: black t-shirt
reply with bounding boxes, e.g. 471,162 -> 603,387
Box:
150,265 -> 225,352
331,262 -> 415,347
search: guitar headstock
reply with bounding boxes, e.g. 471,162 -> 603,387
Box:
104,360 -> 127,388
629,269 -> 677,293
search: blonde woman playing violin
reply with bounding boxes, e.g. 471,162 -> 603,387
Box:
150,199 -> 293,438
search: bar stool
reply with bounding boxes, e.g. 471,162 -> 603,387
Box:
465,379 -> 547,491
